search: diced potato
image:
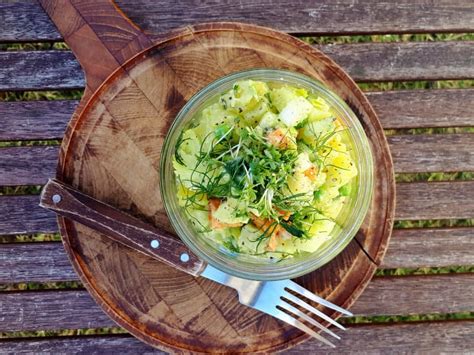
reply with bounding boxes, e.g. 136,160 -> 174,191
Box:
278,97 -> 313,127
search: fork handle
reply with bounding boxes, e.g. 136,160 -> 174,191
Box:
40,179 -> 206,276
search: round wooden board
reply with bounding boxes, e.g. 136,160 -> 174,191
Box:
51,20 -> 395,353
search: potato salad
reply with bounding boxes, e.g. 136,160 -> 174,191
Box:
173,80 -> 357,260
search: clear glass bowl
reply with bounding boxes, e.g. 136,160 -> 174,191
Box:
160,69 -> 373,280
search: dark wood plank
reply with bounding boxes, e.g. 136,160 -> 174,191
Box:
1,89 -> 472,141
0,100 -> 75,140
366,88 -> 474,129
119,0 -> 474,36
0,242 -> 77,283
1,274 -> 472,331
0,290 -> 115,332
382,228 -> 474,269
319,41 -> 474,82
1,181 -> 472,236
0,195 -> 57,235
396,181 -> 474,220
1,41 -> 472,91
288,321 -> 474,354
0,1 -> 62,42
4,227 -> 472,284
2,0 -> 474,43
0,51 -> 84,91
388,134 -> 474,173
353,274 -> 474,316
0,146 -> 58,186
2,321 -> 473,354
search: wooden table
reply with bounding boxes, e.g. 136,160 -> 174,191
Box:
1,1 -> 473,353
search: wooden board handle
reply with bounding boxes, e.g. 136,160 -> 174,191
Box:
40,179 -> 206,277
39,0 -> 152,92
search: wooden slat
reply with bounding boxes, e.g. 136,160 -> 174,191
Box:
0,195 -> 57,235
396,181 -> 474,220
120,0 -> 474,36
1,89 -> 472,141
366,89 -> 474,129
352,274 -> 474,316
1,274 -> 472,331
1,41 -> 473,91
381,228 -> 474,269
0,51 -> 84,91
0,146 -> 57,186
0,290 -> 115,332
4,227 -> 472,284
1,133 -> 473,186
388,134 -> 474,173
0,100 -> 75,140
1,181 -> 473,236
0,242 -> 77,283
288,321 -> 474,354
0,1 -> 62,42
319,41 -> 474,82
4,0 -> 474,42
1,321 -> 474,354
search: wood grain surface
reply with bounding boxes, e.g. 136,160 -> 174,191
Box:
34,0 -> 395,350
2,320 -> 473,354
1,88 -> 473,142
2,274 -> 473,332
2,0 -> 474,42
3,226 -> 473,283
382,228 -> 474,269
2,41 -> 474,90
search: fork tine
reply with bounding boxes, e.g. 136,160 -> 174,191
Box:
287,281 -> 353,316
283,291 -> 346,330
279,301 -> 341,340
274,309 -> 336,348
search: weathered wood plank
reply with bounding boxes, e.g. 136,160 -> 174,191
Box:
1,133 -> 473,186
1,181 -> 472,236
4,227 -> 471,284
396,181 -> 474,220
0,195 -> 57,235
1,41 -> 473,91
319,41 -> 474,82
0,1 -> 62,42
1,320 -> 473,354
2,321 -> 474,354
366,89 -> 474,129
0,290 -> 115,332
352,274 -> 474,316
3,0 -> 474,42
288,320 -> 474,354
0,100 -> 75,140
388,134 -> 474,173
381,228 -> 474,269
0,146 -> 57,186
1,274 -> 472,331
1,89 -> 472,141
0,51 -> 84,91
0,242 -> 77,283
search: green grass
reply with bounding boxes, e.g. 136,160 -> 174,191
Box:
0,33 -> 473,339
301,33 -> 474,45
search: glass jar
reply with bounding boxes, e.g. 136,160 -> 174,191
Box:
161,69 -> 373,280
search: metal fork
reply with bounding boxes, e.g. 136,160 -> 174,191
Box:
202,264 -> 351,348
40,179 -> 352,348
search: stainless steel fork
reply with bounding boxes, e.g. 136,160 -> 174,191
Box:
202,264 -> 351,348
40,179 -> 352,348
